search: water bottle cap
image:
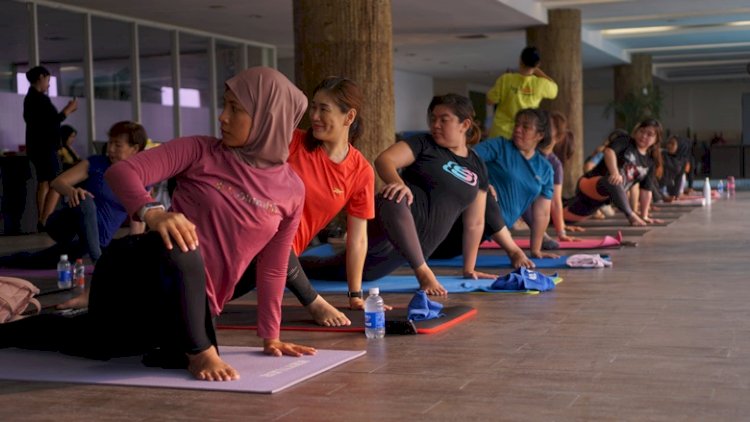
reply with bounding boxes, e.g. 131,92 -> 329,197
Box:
60,254 -> 68,260
368,287 -> 380,296
75,258 -> 83,263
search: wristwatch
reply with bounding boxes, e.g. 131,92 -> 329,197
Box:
346,290 -> 363,299
137,201 -> 165,221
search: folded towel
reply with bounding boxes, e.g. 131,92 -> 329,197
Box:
489,267 -> 557,292
407,290 -> 445,321
565,254 -> 613,268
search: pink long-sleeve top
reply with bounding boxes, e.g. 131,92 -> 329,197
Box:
105,136 -> 304,340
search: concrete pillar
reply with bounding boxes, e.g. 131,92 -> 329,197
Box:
527,9 -> 583,197
293,0 -> 394,168
613,53 -> 654,130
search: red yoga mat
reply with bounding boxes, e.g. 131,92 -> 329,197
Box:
481,231 -> 623,250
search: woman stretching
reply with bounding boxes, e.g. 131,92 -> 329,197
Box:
301,94 -> 491,296
232,76 -> 375,327
0,67 -> 315,381
564,119 -> 664,226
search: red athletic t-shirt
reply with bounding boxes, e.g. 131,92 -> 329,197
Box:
288,129 -> 375,254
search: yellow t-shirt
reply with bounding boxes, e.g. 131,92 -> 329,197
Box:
486,73 -> 558,138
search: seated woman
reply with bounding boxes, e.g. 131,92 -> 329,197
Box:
430,109 -> 558,265
563,120 -> 664,226
0,121 -> 148,269
0,67 -> 315,381
659,135 -> 691,202
300,93 -> 492,296
59,124 -> 81,171
472,109 -> 557,259
232,76 -> 375,327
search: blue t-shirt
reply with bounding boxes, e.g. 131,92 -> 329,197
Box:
84,154 -> 129,247
473,137 -> 554,225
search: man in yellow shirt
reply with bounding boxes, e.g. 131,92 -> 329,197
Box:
486,47 -> 558,139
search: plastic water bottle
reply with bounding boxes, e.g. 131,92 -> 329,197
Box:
727,176 -> 736,197
703,177 -> 712,206
73,258 -> 85,288
57,254 -> 72,289
717,179 -> 724,197
364,287 -> 385,339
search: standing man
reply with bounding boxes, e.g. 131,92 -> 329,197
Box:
23,66 -> 77,230
486,47 -> 557,139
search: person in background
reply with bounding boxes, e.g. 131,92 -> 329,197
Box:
59,125 -> 81,171
659,135 -> 691,201
486,47 -> 558,139
23,66 -> 77,230
564,120 -> 665,226
0,122 -> 148,276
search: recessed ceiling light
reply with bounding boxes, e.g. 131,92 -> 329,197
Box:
602,25 -> 676,36
728,21 -> 750,26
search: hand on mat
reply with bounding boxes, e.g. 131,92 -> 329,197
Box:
608,173 -> 623,185
642,216 -> 664,225
263,338 -> 317,357
349,297 -> 393,312
530,250 -> 560,259
565,225 -> 585,233
144,210 -> 199,252
510,250 -> 535,269
187,346 -> 239,381
558,233 -> 581,242
56,289 -> 89,310
463,269 -> 497,280
380,182 -> 413,205
66,187 -> 94,207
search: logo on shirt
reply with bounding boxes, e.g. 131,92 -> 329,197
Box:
442,161 -> 478,186
214,181 -> 280,215
332,187 -> 344,196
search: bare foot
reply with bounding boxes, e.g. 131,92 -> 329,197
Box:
628,214 -> 647,226
56,290 -> 90,310
414,264 -> 447,296
187,346 -> 239,381
306,295 -> 351,327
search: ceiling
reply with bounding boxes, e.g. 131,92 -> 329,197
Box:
27,0 -> 750,85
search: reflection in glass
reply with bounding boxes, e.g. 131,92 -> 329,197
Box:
93,16 -> 132,141
139,26 -> 174,142
180,33 -> 210,137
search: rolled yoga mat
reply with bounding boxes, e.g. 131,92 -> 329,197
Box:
218,304 -> 478,335
0,346 -> 365,394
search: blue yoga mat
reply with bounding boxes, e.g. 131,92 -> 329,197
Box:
309,274 -> 562,294
301,244 -> 607,269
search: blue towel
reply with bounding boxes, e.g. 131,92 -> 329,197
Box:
407,290 -> 445,321
489,267 -> 557,292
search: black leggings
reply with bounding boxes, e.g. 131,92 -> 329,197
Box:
301,196 -> 443,281
0,232 -> 216,363
430,196 -> 505,259
231,250 -> 318,306
566,176 -> 634,219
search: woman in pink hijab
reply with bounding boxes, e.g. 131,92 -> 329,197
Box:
0,67 -> 315,381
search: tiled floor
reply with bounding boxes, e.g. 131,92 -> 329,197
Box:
0,194 -> 748,421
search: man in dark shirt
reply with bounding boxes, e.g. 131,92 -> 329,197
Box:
23,66 -> 77,228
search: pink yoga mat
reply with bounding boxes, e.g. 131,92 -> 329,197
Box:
481,231 -> 622,250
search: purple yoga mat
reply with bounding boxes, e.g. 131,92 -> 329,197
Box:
0,346 -> 365,394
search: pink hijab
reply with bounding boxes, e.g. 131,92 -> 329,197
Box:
225,67 -> 307,167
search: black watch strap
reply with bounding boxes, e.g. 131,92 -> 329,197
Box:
346,290 -> 363,298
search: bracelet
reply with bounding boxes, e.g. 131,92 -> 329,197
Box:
137,201 -> 165,221
346,290 -> 363,299
558,229 -> 567,237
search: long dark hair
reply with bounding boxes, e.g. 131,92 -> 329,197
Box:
303,76 -> 364,151
427,94 -> 481,145
632,118 -> 664,179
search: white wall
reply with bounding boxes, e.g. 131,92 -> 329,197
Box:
394,69 -> 433,133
